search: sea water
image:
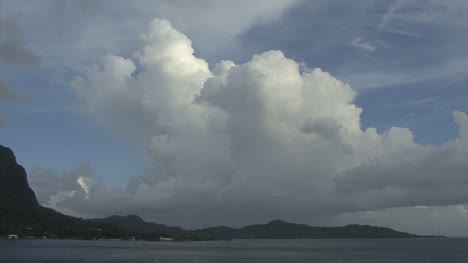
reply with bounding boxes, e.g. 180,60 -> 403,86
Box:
1,238 -> 467,263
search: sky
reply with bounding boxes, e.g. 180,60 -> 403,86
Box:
1,0 -> 468,236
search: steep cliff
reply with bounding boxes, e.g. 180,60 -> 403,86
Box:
0,145 -> 39,209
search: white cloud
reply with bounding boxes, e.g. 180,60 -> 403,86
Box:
29,163 -> 95,208
350,37 -> 376,52
33,19 -> 468,229
76,176 -> 90,199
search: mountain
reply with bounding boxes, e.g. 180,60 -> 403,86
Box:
0,145 -> 39,209
93,215 -> 436,240
0,145 -> 142,240
92,215 -> 188,239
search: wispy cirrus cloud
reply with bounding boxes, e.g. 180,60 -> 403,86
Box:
378,0 -> 405,31
350,36 -> 376,52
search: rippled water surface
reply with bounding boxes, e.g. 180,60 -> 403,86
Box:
1,238 -> 467,263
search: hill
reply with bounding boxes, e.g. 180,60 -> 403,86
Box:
237,219 -> 419,239
92,215 -> 189,239
92,215 -> 436,240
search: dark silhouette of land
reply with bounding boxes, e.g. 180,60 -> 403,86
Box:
0,144 -> 443,240
0,145 -> 157,240
92,215 -> 434,240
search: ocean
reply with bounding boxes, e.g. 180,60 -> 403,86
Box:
1,238 -> 467,263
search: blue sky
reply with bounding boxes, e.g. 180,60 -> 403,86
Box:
1,0 -> 468,235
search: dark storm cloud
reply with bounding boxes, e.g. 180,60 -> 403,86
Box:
0,79 -> 17,127
0,79 -> 17,100
0,19 -> 40,65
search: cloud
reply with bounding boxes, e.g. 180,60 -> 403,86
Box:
0,79 -> 17,128
35,19 -> 468,228
332,204 -> 468,236
0,116 -> 8,127
0,79 -> 17,100
339,56 -> 468,90
0,19 -> 40,65
0,79 -> 37,127
378,0 -> 405,31
29,163 -> 95,208
0,0 -> 297,69
350,36 -> 376,52
385,29 -> 420,38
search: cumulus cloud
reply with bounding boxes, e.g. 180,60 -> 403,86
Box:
38,19 -> 468,228
29,163 -> 95,209
128,0 -> 300,56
